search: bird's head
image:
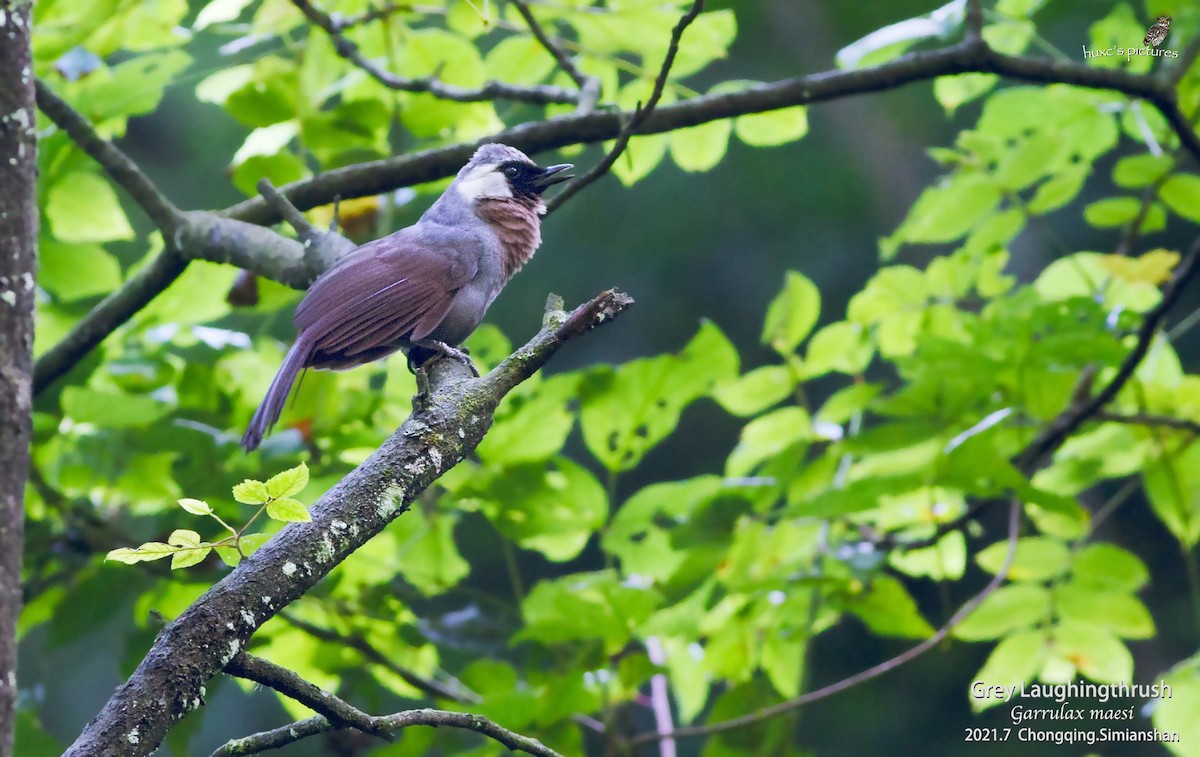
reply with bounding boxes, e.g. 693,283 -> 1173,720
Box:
452,144 -> 573,209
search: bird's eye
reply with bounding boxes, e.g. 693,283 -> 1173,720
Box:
503,165 -> 520,179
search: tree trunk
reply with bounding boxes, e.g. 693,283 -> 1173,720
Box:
0,1 -> 37,754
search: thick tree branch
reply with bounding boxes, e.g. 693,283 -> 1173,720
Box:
546,0 -> 704,214
0,3 -> 36,752
65,289 -> 632,757
223,38 -> 1200,227
291,0 -> 578,105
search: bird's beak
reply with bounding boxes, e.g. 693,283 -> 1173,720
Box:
532,163 -> 574,193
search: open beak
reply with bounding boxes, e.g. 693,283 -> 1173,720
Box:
532,163 -> 574,193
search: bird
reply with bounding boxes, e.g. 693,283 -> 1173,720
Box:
1144,16 -> 1171,48
240,144 -> 573,451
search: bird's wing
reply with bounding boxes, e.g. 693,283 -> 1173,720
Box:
295,228 -> 479,360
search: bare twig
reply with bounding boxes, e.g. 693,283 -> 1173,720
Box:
212,708 -> 564,757
1017,232 -> 1200,469
545,0 -> 704,214
291,0 -> 577,105
510,0 -> 600,110
964,0 -> 984,41
280,612 -> 476,703
256,178 -> 355,277
224,652 -> 391,739
631,498 -> 1023,746
1094,411 -> 1200,437
219,653 -> 562,757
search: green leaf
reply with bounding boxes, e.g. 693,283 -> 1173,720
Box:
580,322 -> 737,471
1027,165 -> 1088,215
892,173 -> 1002,248
726,406 -> 812,476
604,476 -> 723,582
266,497 -> 311,523
231,152 -> 308,197
105,542 -> 173,564
1071,542 -> 1149,592
976,536 -> 1070,581
38,239 -> 122,301
1083,196 -> 1141,227
518,571 -> 660,655
994,131 -> 1067,190
1153,656 -> 1200,750
46,172 -> 134,243
475,457 -> 608,562
171,546 -> 211,570
611,134 -> 667,186
168,529 -> 201,548
1055,582 -> 1155,639
669,119 -> 732,173
1113,153 -> 1173,188
477,375 -> 577,465
1050,621 -> 1132,683
735,106 -> 808,147
194,0 -> 256,30
232,479 -> 270,505
712,365 -> 797,417
214,546 -> 242,568
804,321 -> 873,377
265,462 -> 309,499
484,35 -> 557,85
177,498 -> 213,516
889,530 -> 966,581
69,50 -> 192,123
61,387 -> 172,428
761,271 -> 821,354
839,574 -> 934,638
760,630 -> 806,699
1160,174 -> 1200,223
1143,446 -> 1200,546
970,631 -> 1047,711
239,533 -> 271,554
816,383 -> 881,425
392,512 -> 470,595
952,584 -> 1050,641
934,73 -> 998,114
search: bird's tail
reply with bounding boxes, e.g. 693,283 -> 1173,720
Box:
241,336 -> 313,451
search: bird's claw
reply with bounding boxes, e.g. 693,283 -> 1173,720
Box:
417,340 -> 479,378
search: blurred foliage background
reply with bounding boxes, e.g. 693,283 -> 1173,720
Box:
18,0 -> 1200,754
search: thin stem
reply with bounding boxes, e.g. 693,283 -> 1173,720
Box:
545,0 -> 705,214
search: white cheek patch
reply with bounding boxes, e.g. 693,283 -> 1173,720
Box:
456,164 -> 512,200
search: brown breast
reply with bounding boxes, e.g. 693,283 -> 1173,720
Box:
477,197 -> 545,281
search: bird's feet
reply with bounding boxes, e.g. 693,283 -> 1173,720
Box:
412,340 -> 480,378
